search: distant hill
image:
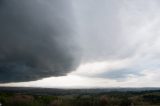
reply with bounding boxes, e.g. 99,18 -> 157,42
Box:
0,87 -> 159,95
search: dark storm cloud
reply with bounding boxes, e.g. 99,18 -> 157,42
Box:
0,0 -> 80,82
1,0 -> 160,85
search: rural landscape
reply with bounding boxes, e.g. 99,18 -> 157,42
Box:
0,87 -> 159,106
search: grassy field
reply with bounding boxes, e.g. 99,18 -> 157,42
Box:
0,90 -> 160,106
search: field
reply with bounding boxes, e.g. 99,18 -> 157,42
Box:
0,87 -> 160,106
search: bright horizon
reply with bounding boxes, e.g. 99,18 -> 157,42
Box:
1,60 -> 160,88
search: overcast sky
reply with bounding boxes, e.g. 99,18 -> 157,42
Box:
0,0 -> 160,88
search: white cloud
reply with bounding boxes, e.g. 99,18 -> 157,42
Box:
70,59 -> 131,77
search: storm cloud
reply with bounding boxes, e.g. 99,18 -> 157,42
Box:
0,0 -> 79,82
1,0 -> 160,85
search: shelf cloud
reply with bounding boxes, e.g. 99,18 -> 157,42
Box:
0,0 -> 80,82
1,0 -> 160,85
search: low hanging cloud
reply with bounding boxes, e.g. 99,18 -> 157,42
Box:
1,0 -> 160,84
0,0 -> 80,83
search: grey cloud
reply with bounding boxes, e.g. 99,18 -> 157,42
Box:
0,0 -> 80,83
1,0 -> 160,83
73,0 -> 160,62
72,0 -> 160,81
72,0 -> 137,62
96,68 -> 144,81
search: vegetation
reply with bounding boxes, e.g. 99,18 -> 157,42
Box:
0,90 -> 160,106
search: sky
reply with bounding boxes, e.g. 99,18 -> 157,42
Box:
0,0 -> 160,88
